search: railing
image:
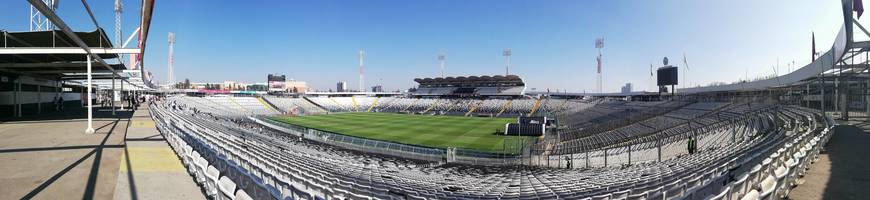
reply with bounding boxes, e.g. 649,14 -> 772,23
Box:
532,105 -> 783,168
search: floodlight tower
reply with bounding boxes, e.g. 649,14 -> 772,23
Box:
168,32 -> 176,87
503,48 -> 512,75
114,0 -> 124,65
438,53 -> 446,78
595,38 -> 604,93
359,50 -> 365,92
30,0 -> 57,31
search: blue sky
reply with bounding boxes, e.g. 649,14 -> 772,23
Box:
0,0 -> 856,92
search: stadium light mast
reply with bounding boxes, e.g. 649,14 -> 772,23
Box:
438,53 -> 446,78
30,0 -> 57,31
114,0 -> 124,66
595,38 -> 604,93
359,49 -> 365,92
503,48 -> 512,76
168,32 -> 176,88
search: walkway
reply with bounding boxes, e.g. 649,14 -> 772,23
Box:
0,106 -> 129,199
789,122 -> 870,200
112,104 -> 206,200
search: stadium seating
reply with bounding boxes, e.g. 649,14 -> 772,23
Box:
152,95 -> 832,199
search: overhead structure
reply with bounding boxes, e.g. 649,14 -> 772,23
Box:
168,32 -> 175,87
438,52 -> 446,78
29,0 -> 57,31
595,38 -> 604,93
114,0 -> 123,66
503,48 -> 512,76
677,0 -> 870,120
1,0 -> 155,133
413,75 -> 526,96
359,49 -> 365,92
678,21 -> 849,92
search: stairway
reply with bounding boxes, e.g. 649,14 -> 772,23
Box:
402,98 -> 420,112
256,96 -> 280,113
351,96 -> 359,112
528,97 -> 543,117
422,99 -> 440,114
367,97 -> 380,112
495,99 -> 514,117
465,100 -> 483,117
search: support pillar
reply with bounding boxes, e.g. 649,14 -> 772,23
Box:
657,139 -> 662,162
585,151 -> 589,168
120,79 -> 125,110
821,78 -> 826,113
85,54 -> 95,134
112,76 -> 116,115
37,84 -> 41,114
866,79 -> 870,115
14,77 -> 20,117
806,84 -> 810,108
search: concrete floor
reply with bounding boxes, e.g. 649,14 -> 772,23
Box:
789,123 -> 870,200
0,104 -> 204,200
112,105 -> 205,200
0,106 -> 129,200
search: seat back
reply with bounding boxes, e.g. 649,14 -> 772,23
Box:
235,189 -> 254,200
218,176 -> 237,198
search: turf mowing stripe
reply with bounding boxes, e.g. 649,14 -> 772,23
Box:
271,112 -> 531,153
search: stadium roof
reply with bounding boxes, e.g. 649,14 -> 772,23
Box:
0,29 -> 130,79
414,75 -> 524,86
678,0 -> 859,94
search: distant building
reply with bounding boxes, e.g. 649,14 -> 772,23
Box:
337,81 -> 348,92
371,85 -> 384,92
246,83 -> 268,91
621,83 -> 633,93
222,81 -> 248,91
286,80 -> 308,93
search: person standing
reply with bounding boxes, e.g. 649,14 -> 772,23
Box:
57,96 -> 64,111
687,136 -> 697,154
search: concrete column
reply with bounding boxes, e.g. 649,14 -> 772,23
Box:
657,139 -> 662,162
37,84 -> 41,114
821,78 -> 826,113
85,54 -> 95,134
13,77 -> 20,117
585,151 -> 589,168
866,79 -> 870,115
112,76 -> 115,115
806,84 -> 810,108
120,80 -> 125,110
842,76 -> 849,120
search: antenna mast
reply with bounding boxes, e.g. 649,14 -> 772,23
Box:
359,50 -> 365,92
30,0 -> 57,31
115,0 -> 124,66
503,49 -> 512,76
438,53 -> 446,78
168,32 -> 176,87
595,38 -> 604,93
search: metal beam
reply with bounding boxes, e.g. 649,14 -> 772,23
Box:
27,0 -> 118,76
0,47 -> 141,54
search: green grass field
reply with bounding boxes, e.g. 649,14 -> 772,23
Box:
270,112 -> 531,153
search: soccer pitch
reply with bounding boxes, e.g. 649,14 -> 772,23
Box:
270,112 -> 531,153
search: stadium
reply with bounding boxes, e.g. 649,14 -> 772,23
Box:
1,0 -> 869,200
